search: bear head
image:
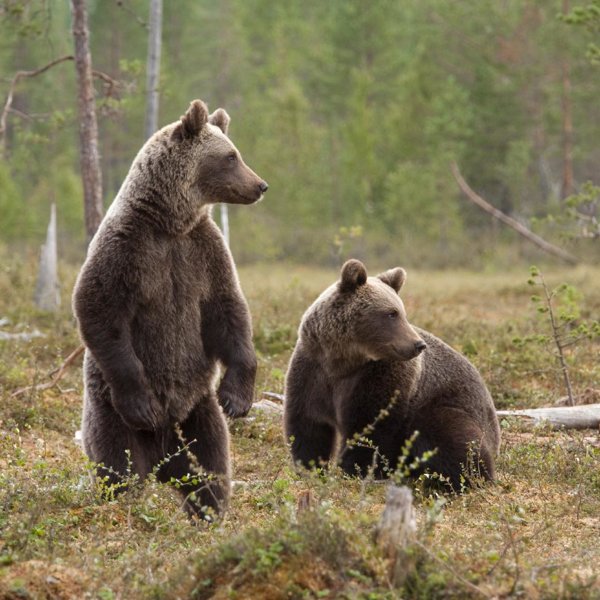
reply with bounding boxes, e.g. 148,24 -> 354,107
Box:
170,99 -> 268,205
303,259 -> 426,367
129,99 -> 268,231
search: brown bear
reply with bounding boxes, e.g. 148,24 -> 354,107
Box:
72,99 -> 268,519
284,259 -> 501,490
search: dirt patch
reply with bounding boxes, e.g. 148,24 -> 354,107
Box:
0,560 -> 90,600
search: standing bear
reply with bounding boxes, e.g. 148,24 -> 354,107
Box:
73,99 -> 268,519
284,259 -> 501,490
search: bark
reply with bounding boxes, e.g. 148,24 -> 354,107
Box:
451,163 -> 578,265
561,0 -> 574,199
71,0 -> 104,242
144,0 -> 162,140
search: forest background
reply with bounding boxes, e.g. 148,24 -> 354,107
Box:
1,0 -> 599,269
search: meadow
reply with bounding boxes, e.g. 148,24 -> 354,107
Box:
0,251 -> 599,599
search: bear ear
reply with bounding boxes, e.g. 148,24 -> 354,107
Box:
339,259 -> 368,293
174,99 -> 209,140
377,267 -> 407,293
208,108 -> 230,135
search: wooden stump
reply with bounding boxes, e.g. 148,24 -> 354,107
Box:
375,485 -> 417,587
34,203 -> 60,312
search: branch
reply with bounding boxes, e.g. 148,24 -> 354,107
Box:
1,56 -> 120,145
1,55 -> 74,140
11,344 -> 84,398
451,163 -> 578,265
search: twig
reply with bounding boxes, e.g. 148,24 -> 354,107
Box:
415,540 -> 491,598
501,515 -> 521,596
11,344 -> 84,398
537,270 -> 576,406
1,56 -> 74,141
451,163 -> 578,265
1,55 -> 119,146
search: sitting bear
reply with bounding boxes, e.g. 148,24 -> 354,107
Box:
284,259 -> 500,490
73,99 -> 268,519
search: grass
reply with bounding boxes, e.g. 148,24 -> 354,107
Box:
0,250 -> 599,598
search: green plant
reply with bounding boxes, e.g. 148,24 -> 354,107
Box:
514,266 -> 600,405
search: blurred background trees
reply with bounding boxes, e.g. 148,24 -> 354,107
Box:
1,0 -> 598,267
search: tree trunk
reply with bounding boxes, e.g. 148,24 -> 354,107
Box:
71,0 -> 104,243
561,0 -> 574,199
144,0 -> 162,140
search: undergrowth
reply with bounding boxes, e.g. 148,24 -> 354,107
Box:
0,253 -> 599,598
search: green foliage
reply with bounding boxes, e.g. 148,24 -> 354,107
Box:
562,0 -> 600,63
513,265 -> 600,403
0,0 -> 598,267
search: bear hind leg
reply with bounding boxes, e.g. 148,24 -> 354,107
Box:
411,408 -> 496,492
286,417 -> 336,470
82,384 -> 154,498
157,397 -> 231,521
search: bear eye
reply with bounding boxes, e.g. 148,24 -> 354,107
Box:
227,153 -> 237,163
387,310 -> 399,319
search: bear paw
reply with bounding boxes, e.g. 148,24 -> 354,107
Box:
217,380 -> 252,418
112,387 -> 166,431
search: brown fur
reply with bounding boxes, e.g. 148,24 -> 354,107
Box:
72,99 -> 268,519
284,260 -> 501,490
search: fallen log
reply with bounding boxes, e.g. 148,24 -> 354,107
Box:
261,391 -> 600,430
497,404 -> 600,430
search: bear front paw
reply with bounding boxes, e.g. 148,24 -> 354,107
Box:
112,387 -> 166,431
217,386 -> 252,418
217,370 -> 252,419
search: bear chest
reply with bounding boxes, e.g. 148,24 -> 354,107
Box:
139,237 -> 210,309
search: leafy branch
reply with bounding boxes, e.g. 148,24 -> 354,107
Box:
514,266 -> 600,405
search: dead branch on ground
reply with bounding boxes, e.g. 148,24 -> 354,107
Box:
11,345 -> 84,398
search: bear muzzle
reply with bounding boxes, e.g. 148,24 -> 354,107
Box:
414,340 -> 427,355
238,179 -> 269,204
390,339 -> 427,361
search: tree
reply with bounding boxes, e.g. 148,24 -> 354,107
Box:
71,0 -> 103,242
144,0 -> 162,140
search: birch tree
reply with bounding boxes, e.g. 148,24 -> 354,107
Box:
144,0 -> 162,140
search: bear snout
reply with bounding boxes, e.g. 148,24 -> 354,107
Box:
414,340 -> 427,355
258,181 -> 269,194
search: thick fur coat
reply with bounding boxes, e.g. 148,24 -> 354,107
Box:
284,260 -> 501,490
73,100 -> 268,518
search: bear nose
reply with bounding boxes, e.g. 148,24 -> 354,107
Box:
414,340 -> 427,354
258,181 -> 269,193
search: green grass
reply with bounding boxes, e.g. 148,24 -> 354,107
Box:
0,252 -> 599,598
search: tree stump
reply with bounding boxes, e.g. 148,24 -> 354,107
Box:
375,485 -> 417,587
34,203 -> 60,312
